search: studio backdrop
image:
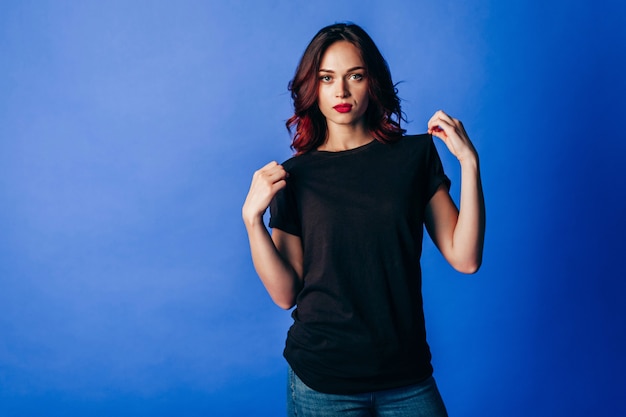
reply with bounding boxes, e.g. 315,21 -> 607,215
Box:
0,1 -> 624,416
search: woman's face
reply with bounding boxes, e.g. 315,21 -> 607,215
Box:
317,41 -> 369,129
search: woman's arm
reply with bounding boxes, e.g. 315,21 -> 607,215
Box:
242,161 -> 303,309
424,110 -> 485,274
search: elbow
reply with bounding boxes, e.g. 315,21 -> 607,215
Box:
452,257 -> 482,275
446,246 -> 483,274
275,300 -> 296,310
272,295 -> 297,310
264,278 -> 301,310
456,263 -> 480,275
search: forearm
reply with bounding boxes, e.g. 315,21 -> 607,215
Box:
426,110 -> 486,273
451,156 -> 485,273
244,216 -> 302,309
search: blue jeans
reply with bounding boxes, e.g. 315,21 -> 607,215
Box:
287,367 -> 448,417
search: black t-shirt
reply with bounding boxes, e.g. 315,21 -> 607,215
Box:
269,134 -> 450,394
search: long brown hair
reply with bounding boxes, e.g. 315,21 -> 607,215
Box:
287,23 -> 406,155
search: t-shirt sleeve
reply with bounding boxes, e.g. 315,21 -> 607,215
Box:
425,135 -> 451,201
269,181 -> 301,236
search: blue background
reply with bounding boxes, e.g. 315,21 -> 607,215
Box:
1,1 -> 625,416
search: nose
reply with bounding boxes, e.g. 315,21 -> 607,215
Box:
335,79 -> 350,98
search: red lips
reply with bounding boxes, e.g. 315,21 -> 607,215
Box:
333,104 -> 352,113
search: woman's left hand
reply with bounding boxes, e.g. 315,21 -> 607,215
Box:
427,110 -> 477,163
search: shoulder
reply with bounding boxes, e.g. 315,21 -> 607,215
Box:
386,134 -> 436,157
281,153 -> 310,171
395,133 -> 433,148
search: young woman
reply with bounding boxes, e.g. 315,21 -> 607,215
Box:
242,23 -> 485,417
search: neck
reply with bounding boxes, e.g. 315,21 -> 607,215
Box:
318,121 -> 372,152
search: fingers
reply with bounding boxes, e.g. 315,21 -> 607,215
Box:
252,161 -> 289,197
426,110 -> 477,162
255,161 -> 289,186
428,110 -> 469,144
243,161 -> 289,223
427,110 -> 459,137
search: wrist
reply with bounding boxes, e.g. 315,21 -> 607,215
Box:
458,151 -> 479,168
242,210 -> 266,229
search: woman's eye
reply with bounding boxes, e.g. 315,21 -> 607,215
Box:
320,75 -> 332,82
350,73 -> 363,81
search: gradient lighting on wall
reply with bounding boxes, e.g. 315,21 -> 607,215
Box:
0,1 -> 624,416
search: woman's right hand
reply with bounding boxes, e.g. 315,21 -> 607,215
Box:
242,161 -> 288,226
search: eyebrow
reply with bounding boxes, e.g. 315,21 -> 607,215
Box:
319,66 -> 366,73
